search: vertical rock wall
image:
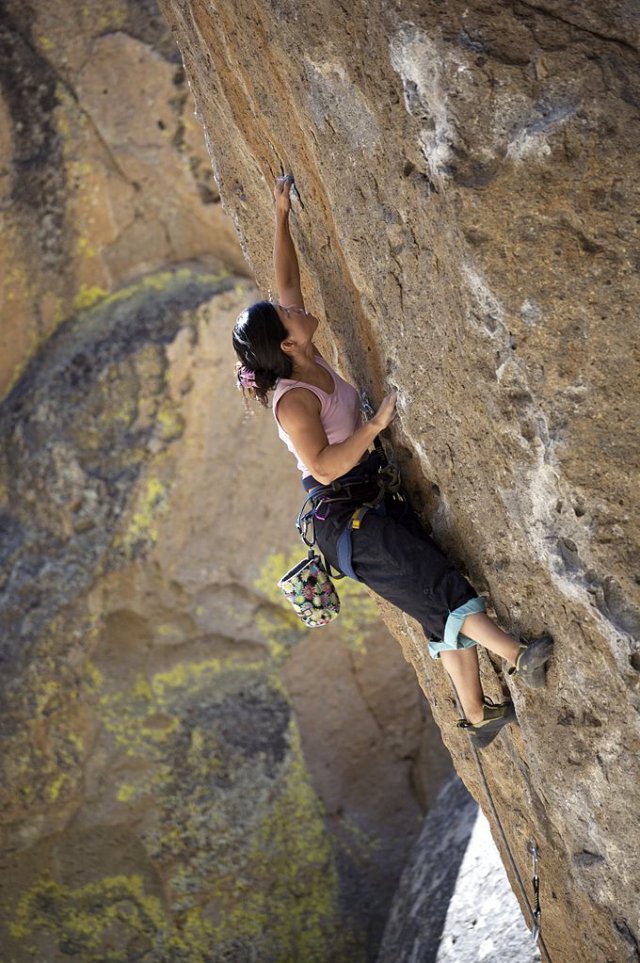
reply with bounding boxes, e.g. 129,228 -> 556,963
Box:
158,2 -> 640,960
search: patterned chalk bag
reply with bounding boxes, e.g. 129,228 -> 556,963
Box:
278,550 -> 341,627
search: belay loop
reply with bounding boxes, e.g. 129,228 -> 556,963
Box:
295,453 -> 402,563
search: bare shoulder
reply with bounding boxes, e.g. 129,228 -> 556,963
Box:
276,386 -> 321,428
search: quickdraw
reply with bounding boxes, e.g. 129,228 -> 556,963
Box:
529,839 -> 542,944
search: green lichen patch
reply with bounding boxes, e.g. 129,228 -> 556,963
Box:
74,284 -> 108,312
120,475 -> 170,553
86,658 -> 360,960
0,267 -> 236,675
156,404 -> 186,442
0,619 -> 100,819
8,873 -> 213,962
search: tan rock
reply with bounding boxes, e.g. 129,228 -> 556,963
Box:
159,2 -> 640,960
0,0 -> 248,401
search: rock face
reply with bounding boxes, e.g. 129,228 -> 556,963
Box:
0,2 -> 454,958
159,3 -> 640,961
0,0 -> 248,401
0,270 -> 444,961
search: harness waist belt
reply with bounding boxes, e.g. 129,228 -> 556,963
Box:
302,451 -> 384,493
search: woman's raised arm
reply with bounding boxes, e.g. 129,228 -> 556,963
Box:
273,175 -> 305,309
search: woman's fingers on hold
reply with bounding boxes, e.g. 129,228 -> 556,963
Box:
275,174 -> 293,191
375,391 -> 397,428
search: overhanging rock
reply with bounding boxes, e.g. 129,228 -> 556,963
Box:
158,2 -> 640,961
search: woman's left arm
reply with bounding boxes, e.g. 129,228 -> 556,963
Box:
274,175 -> 305,309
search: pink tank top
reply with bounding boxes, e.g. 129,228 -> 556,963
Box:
272,355 -> 363,477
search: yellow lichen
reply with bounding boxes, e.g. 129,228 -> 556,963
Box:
126,476 -> 169,546
34,678 -> 61,715
116,783 -> 138,803
74,284 -> 108,312
3,267 -> 231,403
205,719 -> 360,961
156,404 -> 185,441
75,235 -> 97,258
49,774 -> 66,802
9,873 -> 214,961
36,35 -> 55,52
83,662 -> 104,693
20,653 -> 363,960
68,732 -> 85,754
132,673 -> 153,701
151,657 -> 263,704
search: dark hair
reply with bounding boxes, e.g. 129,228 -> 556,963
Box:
232,300 -> 293,407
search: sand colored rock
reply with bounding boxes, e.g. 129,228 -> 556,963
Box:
158,2 -> 640,960
0,0 -> 248,401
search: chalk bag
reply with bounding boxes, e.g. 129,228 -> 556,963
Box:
278,550 -> 341,627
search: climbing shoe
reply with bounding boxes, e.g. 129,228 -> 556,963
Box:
508,634 -> 554,689
456,697 -> 516,748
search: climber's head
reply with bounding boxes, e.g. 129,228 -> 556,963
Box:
273,302 -> 319,347
232,300 -> 293,406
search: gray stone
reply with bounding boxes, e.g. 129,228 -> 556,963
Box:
378,775 -> 541,963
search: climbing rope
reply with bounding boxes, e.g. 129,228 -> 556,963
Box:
467,730 -> 553,963
442,669 -> 551,959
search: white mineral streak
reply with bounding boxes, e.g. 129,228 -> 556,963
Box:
389,24 -> 456,182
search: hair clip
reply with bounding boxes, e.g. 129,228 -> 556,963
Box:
237,365 -> 257,389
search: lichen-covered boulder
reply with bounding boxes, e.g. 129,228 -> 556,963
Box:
0,270 -> 442,961
158,2 -> 640,960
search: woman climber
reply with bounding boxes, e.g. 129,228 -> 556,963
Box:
232,174 -> 553,748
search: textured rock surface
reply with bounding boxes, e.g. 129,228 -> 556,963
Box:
377,774 -> 540,963
159,2 -> 640,960
0,0 -> 248,400
0,270 -> 446,961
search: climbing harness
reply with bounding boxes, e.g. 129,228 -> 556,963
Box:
278,395 -> 402,622
294,390 -> 403,576
295,451 -> 402,581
